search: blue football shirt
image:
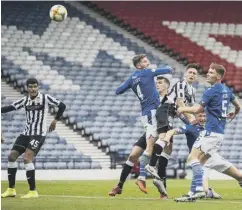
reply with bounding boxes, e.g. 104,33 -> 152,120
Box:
199,83 -> 235,134
116,67 -> 172,116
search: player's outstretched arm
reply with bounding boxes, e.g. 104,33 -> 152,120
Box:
116,77 -> 132,95
152,66 -> 173,77
177,99 -> 195,123
1,97 -> 26,113
177,104 -> 204,114
1,105 -> 16,113
163,127 -> 187,143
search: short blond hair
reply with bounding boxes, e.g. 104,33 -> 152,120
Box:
210,63 -> 226,78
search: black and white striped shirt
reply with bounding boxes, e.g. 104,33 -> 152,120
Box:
11,92 -> 60,136
164,79 -> 196,105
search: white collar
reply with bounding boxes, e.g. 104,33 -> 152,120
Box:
28,92 -> 41,101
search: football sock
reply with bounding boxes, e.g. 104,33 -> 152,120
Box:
118,160 -> 134,189
139,151 -> 150,179
7,162 -> 18,188
149,141 -> 166,167
25,163 -> 36,191
190,159 -> 204,192
158,153 -> 170,188
189,174 -> 196,194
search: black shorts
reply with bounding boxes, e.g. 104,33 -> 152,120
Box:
12,134 -> 46,155
156,103 -> 176,134
133,132 -> 146,150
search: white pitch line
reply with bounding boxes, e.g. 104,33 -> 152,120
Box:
35,194 -> 242,204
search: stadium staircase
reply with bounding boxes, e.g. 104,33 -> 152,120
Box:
1,80 -> 111,169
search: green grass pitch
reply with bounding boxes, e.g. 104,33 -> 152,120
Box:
1,179 -> 242,210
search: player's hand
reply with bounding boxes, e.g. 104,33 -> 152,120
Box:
49,119 -> 57,132
1,130 -> 4,144
226,112 -> 236,121
190,119 -> 198,125
170,67 -> 175,74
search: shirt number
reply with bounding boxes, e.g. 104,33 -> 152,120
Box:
137,85 -> 144,100
30,139 -> 39,149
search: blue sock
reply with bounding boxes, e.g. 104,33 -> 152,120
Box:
190,159 -> 203,192
138,152 -> 150,180
190,175 -> 196,194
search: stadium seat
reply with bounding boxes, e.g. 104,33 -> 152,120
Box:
1,1 -> 242,169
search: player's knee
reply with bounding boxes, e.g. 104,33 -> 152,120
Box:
145,147 -> 153,156
128,154 -> 138,163
164,148 -> 172,155
238,172 -> 242,180
164,144 -> 172,155
234,171 -> 242,181
23,151 -> 34,163
198,154 -> 210,165
8,154 -> 16,162
187,154 -> 193,162
8,150 -> 19,162
146,139 -> 154,153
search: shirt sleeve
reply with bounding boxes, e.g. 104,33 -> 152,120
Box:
11,97 -> 27,110
199,88 -> 213,107
178,113 -> 190,125
46,94 -> 61,106
116,77 -> 132,95
175,125 -> 188,134
151,66 -> 172,77
230,92 -> 236,102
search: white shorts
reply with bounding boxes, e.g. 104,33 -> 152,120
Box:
204,153 -> 233,173
140,109 -> 158,139
193,130 -> 224,156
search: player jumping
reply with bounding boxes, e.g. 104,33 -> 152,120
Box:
145,64 -> 199,193
115,54 -> 172,193
109,76 -> 170,196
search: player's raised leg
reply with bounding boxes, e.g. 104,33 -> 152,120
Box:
145,131 -> 171,180
109,140 -> 144,196
137,112 -> 158,193
136,135 -> 155,194
204,152 -> 242,187
223,166 -> 242,187
152,143 -> 172,198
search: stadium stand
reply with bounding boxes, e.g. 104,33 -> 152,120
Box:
1,1 -> 242,170
90,1 -> 242,94
1,93 -> 100,169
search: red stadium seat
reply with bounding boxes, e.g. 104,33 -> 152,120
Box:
93,1 -> 242,92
